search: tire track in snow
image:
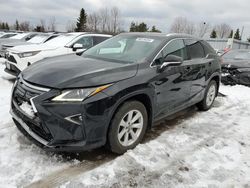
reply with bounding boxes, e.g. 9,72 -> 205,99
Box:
25,152 -> 116,188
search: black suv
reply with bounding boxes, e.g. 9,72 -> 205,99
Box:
10,33 -> 221,154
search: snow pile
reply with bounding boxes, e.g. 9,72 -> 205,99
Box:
0,62 -> 250,187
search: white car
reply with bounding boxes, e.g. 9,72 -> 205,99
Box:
4,32 -> 112,76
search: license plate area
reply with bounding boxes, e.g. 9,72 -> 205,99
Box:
19,102 -> 35,118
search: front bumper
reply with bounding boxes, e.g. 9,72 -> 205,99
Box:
10,77 -> 112,152
4,61 -> 20,76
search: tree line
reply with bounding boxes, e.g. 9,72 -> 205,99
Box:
0,17 -> 56,32
169,17 -> 250,42
1,10 -> 250,42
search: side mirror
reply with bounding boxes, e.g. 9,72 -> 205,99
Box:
157,55 -> 183,73
73,43 -> 83,51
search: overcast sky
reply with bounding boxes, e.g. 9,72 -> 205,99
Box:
0,0 -> 250,39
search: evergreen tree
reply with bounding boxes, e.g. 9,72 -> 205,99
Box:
210,29 -> 217,38
137,22 -> 148,32
150,26 -> 161,33
247,38 -> 250,43
1,23 -> 5,29
234,28 -> 241,40
129,22 -> 148,32
5,23 -> 9,30
15,20 -> 19,30
75,8 -> 87,32
129,22 -> 136,32
228,30 -> 233,38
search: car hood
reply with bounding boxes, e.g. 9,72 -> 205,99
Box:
22,54 -> 138,89
0,39 -> 23,46
222,59 -> 250,68
2,41 -> 29,48
9,43 -> 58,53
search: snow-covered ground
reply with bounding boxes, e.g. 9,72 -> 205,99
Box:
0,60 -> 250,188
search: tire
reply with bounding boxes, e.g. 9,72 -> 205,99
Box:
197,80 -> 217,111
107,101 -> 148,154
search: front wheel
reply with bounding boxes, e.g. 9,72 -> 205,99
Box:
197,80 -> 217,111
107,101 -> 148,154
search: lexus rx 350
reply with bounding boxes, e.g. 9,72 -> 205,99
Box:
10,33 -> 221,154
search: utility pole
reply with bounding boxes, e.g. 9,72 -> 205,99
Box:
240,26 -> 244,40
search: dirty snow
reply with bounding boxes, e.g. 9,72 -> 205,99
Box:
0,60 -> 250,188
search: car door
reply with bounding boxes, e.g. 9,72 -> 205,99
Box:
184,39 -> 211,104
153,39 -> 193,119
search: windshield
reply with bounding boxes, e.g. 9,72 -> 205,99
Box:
28,34 -> 49,44
45,34 -> 77,47
10,33 -> 30,39
83,35 -> 163,64
223,50 -> 250,60
0,33 -> 17,38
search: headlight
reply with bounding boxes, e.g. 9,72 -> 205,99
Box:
17,51 -> 41,58
52,84 -> 112,102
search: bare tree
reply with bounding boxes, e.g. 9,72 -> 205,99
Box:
48,17 -> 56,31
19,21 -> 30,31
196,22 -> 210,37
215,23 -> 232,38
39,19 -> 46,32
87,12 -> 100,32
99,8 -> 109,32
170,17 -> 187,33
170,17 -> 195,35
110,7 -> 120,34
65,20 -> 76,32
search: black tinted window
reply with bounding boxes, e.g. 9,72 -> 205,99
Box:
163,39 -> 188,60
154,39 -> 187,65
93,36 -> 109,45
185,39 -> 205,59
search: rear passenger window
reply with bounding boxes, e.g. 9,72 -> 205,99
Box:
185,39 -> 205,59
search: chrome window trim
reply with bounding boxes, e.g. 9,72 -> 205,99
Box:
19,75 -> 50,92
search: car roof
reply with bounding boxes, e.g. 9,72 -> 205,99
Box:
119,32 -> 201,40
67,32 -> 112,37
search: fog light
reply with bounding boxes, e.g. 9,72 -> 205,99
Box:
65,114 -> 83,125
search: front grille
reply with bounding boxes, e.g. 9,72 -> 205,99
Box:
7,55 -> 17,64
14,79 -> 44,104
12,79 -> 52,141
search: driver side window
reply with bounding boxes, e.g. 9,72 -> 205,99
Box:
74,36 -> 93,49
154,39 -> 187,65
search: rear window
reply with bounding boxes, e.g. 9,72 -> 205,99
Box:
185,39 -> 205,59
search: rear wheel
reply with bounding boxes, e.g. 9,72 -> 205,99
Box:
197,80 -> 217,111
107,101 -> 148,154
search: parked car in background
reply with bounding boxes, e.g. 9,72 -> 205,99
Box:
221,49 -> 250,86
0,32 -> 38,57
4,32 -> 112,76
0,33 -> 17,39
0,33 -> 59,58
10,33 -> 220,154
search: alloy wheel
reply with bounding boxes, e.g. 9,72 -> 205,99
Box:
117,110 -> 143,147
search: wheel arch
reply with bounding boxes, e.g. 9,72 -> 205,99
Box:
208,73 -> 220,96
106,91 -> 154,143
